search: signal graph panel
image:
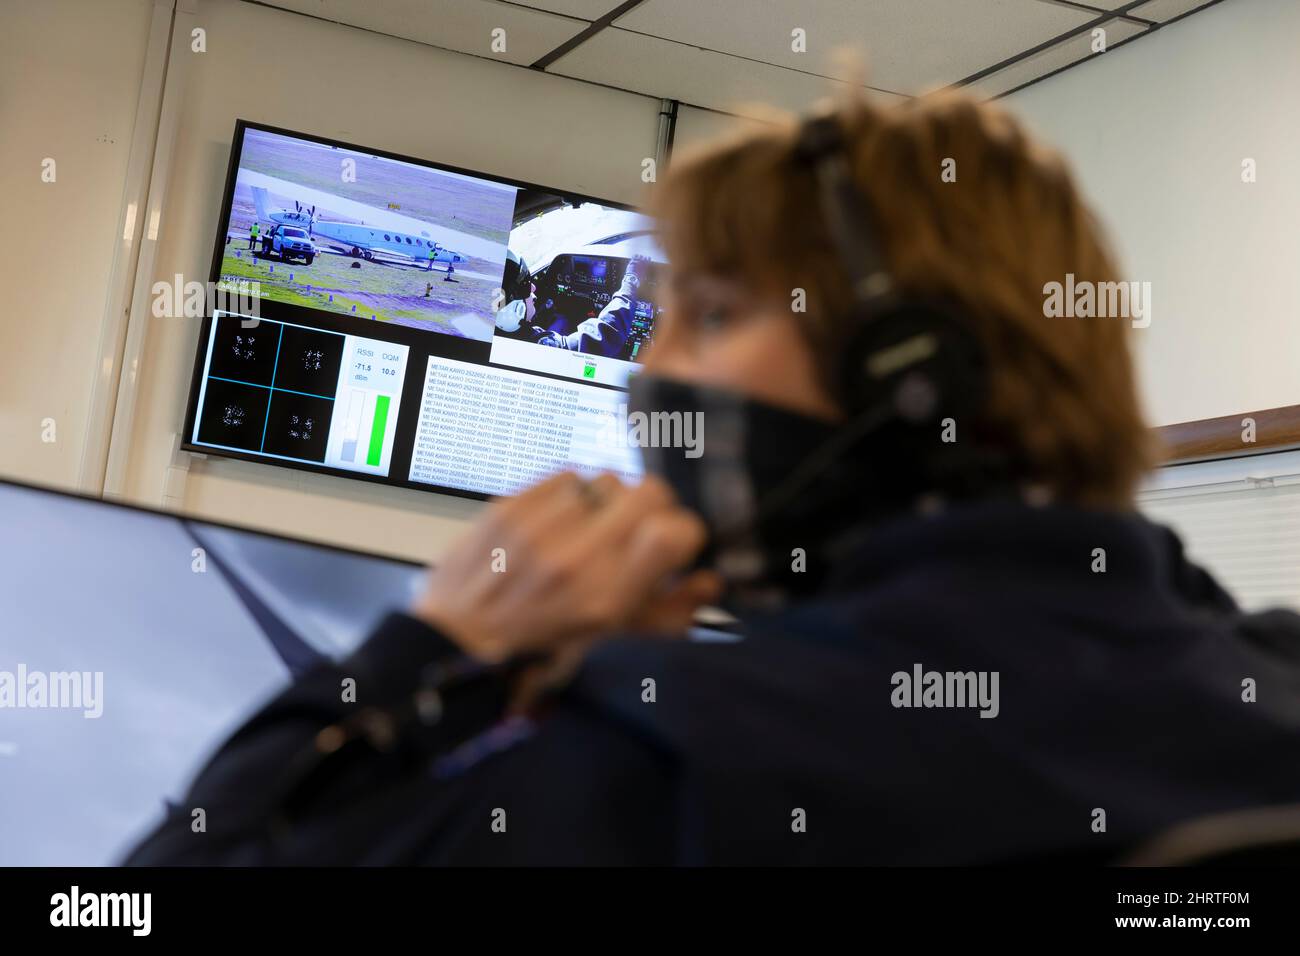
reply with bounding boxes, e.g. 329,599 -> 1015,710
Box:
322,338 -> 408,474
191,313 -> 408,477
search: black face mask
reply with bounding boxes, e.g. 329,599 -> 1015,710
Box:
627,374 -> 892,611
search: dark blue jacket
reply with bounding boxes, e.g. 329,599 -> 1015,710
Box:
127,501 -> 1300,865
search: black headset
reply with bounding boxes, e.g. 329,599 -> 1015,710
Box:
743,113 -> 1005,523
793,113 -> 985,426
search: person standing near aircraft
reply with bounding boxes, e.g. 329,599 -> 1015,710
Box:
426,244 -> 436,272
248,221 -> 259,251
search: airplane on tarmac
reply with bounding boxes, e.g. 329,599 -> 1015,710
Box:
243,171 -> 483,272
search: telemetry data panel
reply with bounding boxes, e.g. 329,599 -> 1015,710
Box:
191,312 -> 408,477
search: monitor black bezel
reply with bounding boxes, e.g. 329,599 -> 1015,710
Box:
180,118 -> 647,503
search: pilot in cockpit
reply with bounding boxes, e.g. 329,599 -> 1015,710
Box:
493,250 -> 538,336
533,254 -> 646,357
494,251 -> 647,358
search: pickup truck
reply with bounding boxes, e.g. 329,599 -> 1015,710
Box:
260,224 -> 315,265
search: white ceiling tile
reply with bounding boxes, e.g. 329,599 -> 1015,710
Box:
509,0 -> 625,18
609,0 -> 1096,93
967,16 -> 1146,97
1048,1 -> 1130,8
251,0 -> 1225,116
256,0 -> 588,65
1128,0 -> 1219,22
549,27 -> 906,118
1034,0 -> 1137,9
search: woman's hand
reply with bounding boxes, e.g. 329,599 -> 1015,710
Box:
410,471 -> 723,667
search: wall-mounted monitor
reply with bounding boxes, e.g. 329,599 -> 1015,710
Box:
182,121 -> 664,499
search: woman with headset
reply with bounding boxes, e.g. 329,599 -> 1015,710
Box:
131,91 -> 1300,866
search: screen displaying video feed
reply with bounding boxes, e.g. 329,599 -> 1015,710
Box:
488,192 -> 665,389
217,128 -> 515,341
184,121 -> 659,500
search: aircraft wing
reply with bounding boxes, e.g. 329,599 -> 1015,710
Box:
239,169 -> 506,263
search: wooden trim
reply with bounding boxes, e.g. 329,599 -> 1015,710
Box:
1155,404 -> 1300,464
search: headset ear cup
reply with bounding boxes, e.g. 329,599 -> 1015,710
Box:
836,302 -> 1000,502
838,301 -> 984,423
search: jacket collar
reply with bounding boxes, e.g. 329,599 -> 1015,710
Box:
813,497 -> 1233,611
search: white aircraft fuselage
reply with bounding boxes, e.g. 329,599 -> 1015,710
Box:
251,185 -> 465,267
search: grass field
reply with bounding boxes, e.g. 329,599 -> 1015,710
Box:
218,228 -> 494,340
217,130 -> 516,339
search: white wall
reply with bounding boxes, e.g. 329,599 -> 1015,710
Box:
0,0 -> 157,490
123,0 -> 664,561
3,0 -> 663,562
1007,0 -> 1300,428
673,104 -> 768,151
678,1 -> 1300,430
1005,0 -> 1300,609
8,0 -> 1298,564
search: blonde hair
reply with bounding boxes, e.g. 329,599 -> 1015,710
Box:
651,91 -> 1152,508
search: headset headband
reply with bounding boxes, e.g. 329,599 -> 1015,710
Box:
793,115 -> 895,309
